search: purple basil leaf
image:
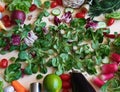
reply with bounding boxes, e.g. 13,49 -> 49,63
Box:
11,34 -> 21,46
54,16 -> 61,26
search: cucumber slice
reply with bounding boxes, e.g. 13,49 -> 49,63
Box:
65,7 -> 74,13
51,8 -> 61,16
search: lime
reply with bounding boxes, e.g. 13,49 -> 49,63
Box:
43,74 -> 62,92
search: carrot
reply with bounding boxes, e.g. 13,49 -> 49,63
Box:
0,5 -> 4,12
11,80 -> 29,92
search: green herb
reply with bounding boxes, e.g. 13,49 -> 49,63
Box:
4,0 -> 32,13
89,0 -> 120,17
4,63 -> 22,82
34,0 -> 42,8
44,1 -> 50,9
0,81 -> 3,92
36,74 -> 43,79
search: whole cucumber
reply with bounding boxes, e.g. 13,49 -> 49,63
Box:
105,12 -> 120,20
70,72 -> 96,92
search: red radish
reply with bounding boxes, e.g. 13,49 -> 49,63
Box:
0,59 -> 8,68
103,32 -> 116,39
100,73 -> 114,81
62,89 -> 69,92
51,1 -> 58,8
111,53 -> 120,63
81,7 -> 88,14
107,18 -> 115,26
29,4 -> 37,12
62,81 -> 71,89
11,10 -> 26,24
92,77 -> 105,88
2,15 -> 10,22
60,74 -> 71,81
75,12 -> 85,18
101,63 -> 118,74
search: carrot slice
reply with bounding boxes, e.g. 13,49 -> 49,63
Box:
11,80 -> 29,92
0,5 -> 4,12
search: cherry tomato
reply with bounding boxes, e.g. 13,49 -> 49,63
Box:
50,1 -> 58,8
107,18 -> 115,26
2,15 -> 10,22
56,0 -> 63,6
0,59 -> 8,68
4,20 -> 12,27
60,74 -> 71,81
0,5 -> 5,12
75,12 -> 85,18
62,81 -> 71,89
29,4 -> 37,12
62,89 -> 69,92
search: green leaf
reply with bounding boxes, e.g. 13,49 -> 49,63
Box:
44,1 -> 50,9
18,51 -> 29,60
24,64 -> 33,75
36,74 -> 43,79
34,0 -> 42,8
0,81 -> 3,92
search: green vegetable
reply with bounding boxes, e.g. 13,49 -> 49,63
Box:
24,63 -> 33,75
18,51 -> 30,60
65,7 -> 74,13
51,8 -> 61,16
0,81 -> 3,92
4,63 -> 22,82
105,12 -> 120,19
36,74 -> 43,79
89,0 -> 120,17
44,1 -> 50,9
34,0 -> 42,8
4,0 -> 32,13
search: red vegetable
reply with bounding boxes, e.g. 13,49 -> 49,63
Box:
56,0 -> 63,6
81,7 -> 88,14
101,63 -> 118,74
92,77 -> 105,88
62,81 -> 71,89
4,20 -> 12,27
51,1 -> 58,8
0,59 -> 8,68
11,10 -> 26,24
107,18 -> 115,26
29,4 -> 37,12
103,32 -> 116,39
111,53 -> 120,63
2,15 -> 10,22
62,89 -> 69,92
0,5 -> 4,12
75,12 -> 85,18
100,73 -> 114,81
60,74 -> 71,81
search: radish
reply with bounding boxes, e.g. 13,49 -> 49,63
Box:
111,53 -> 120,63
92,77 -> 105,88
11,10 -> 26,24
100,73 -> 114,81
101,63 -> 118,74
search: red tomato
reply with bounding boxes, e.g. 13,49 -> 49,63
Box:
4,20 -> 12,27
0,5 -> 4,12
29,4 -> 37,12
62,89 -> 69,92
60,74 -> 71,81
107,18 -> 115,26
75,12 -> 85,18
2,15 -> 10,22
50,1 -> 58,8
56,0 -> 63,6
62,81 -> 71,89
0,59 -> 8,68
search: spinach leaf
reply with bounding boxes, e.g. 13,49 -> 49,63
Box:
4,63 -> 22,82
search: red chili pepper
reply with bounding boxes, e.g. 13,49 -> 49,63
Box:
103,32 -> 120,39
107,18 -> 115,26
0,59 -> 8,68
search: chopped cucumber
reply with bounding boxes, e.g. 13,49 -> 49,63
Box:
65,7 -> 74,13
97,21 -> 107,29
51,8 -> 61,16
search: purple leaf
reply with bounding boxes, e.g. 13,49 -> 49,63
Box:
61,12 -> 72,23
11,34 -> 21,46
54,16 -> 61,26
